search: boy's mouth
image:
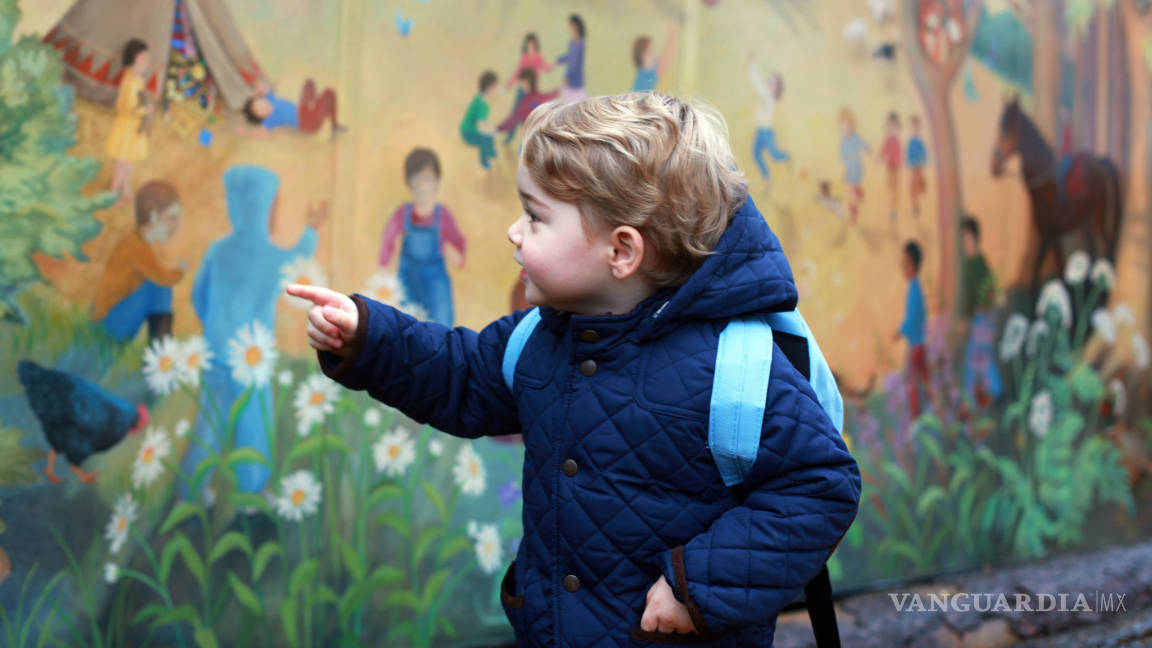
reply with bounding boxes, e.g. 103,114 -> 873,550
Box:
519,268 -> 527,282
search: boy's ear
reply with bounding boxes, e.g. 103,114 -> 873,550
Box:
607,225 -> 645,280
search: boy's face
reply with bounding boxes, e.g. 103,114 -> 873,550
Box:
508,159 -> 614,312
901,253 -> 915,279
408,166 -> 440,204
252,97 -> 273,119
144,202 -> 181,242
642,44 -> 655,68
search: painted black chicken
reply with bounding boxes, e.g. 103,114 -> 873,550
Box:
16,360 -> 147,484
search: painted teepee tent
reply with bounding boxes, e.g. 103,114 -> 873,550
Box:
42,0 -> 264,110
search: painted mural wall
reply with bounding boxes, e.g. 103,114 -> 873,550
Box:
1,0 -> 1150,645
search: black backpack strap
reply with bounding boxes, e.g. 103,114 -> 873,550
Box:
774,331 -> 841,648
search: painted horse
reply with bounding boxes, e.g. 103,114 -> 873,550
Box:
991,97 -> 1123,297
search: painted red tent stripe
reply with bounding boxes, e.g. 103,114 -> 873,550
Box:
146,73 -> 158,94
93,60 -> 111,83
76,55 -> 93,75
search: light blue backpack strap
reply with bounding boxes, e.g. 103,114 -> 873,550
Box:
709,316 -> 774,487
764,310 -> 844,434
502,307 -> 542,393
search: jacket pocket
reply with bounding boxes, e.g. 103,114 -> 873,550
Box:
500,560 -> 524,609
628,626 -> 721,644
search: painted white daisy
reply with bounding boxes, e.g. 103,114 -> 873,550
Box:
1035,280 -> 1072,329
280,256 -> 330,310
1026,320 -> 1050,357
1133,333 -> 1150,370
176,336 -> 213,387
362,270 -> 407,306
173,418 -> 190,439
1090,258 -> 1115,290
273,470 -> 322,522
142,336 -> 182,396
1063,250 -> 1090,284
1113,303 -> 1135,329
363,407 -> 382,428
1029,391 -> 1053,438
278,370 -> 294,388
293,374 -> 339,436
227,322 -> 278,389
471,523 -> 503,574
1091,309 -> 1116,345
453,443 -> 486,496
1109,379 -> 1127,417
398,301 -> 430,321
999,314 -> 1028,361
104,494 -> 138,554
104,562 -> 120,585
428,438 -> 443,458
131,427 -> 172,489
373,428 -> 416,477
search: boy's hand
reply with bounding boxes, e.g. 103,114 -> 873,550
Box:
285,284 -> 357,357
306,200 -> 330,229
640,576 -> 697,635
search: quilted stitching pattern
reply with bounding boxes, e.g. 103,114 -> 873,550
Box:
321,197 -> 861,647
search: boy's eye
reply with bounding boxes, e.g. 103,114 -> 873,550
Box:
526,210 -> 541,223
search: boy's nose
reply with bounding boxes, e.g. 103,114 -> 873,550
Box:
507,219 -> 522,246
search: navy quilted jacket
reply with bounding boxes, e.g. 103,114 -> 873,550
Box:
319,196 -> 860,647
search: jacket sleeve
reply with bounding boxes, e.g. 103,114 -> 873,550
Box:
317,294 -> 526,438
656,344 -> 860,635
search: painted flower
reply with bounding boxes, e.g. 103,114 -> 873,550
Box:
176,336 -> 213,386
280,256 -> 329,310
1113,303 -> 1135,329
1133,333 -> 1150,370
1091,309 -> 1116,345
999,314 -> 1028,361
363,407 -> 382,427
470,522 -> 503,574
1090,258 -> 1115,290
1063,250 -> 1090,284
398,301 -> 430,321
227,322 -> 278,389
273,470 -> 322,522
1035,280 -> 1072,329
428,438 -> 443,458
104,494 -> 139,554
363,270 -> 407,306
131,427 -> 172,489
1026,320 -> 1050,357
1109,379 -> 1127,417
293,374 -> 339,435
173,418 -> 190,439
499,480 -> 522,509
277,370 -> 294,387
373,428 -> 416,478
142,336 -> 182,396
453,443 -> 486,496
104,562 -> 120,585
1029,390 -> 1053,438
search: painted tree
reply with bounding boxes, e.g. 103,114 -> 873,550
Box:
1115,0 -> 1152,336
900,0 -> 983,316
1066,0 -> 1152,337
0,0 -> 115,323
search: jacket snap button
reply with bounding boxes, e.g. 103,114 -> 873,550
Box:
562,459 -> 578,477
580,329 -> 599,343
579,359 -> 597,376
563,574 -> 581,592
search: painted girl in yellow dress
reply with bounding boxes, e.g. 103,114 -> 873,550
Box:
106,39 -> 154,204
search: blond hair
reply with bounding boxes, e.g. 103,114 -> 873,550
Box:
521,92 -> 748,287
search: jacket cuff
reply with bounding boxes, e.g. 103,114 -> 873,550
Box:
659,545 -> 711,635
317,294 -> 369,380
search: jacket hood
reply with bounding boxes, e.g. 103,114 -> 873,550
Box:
223,165 -> 280,238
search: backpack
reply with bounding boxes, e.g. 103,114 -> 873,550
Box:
501,307 -> 846,648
